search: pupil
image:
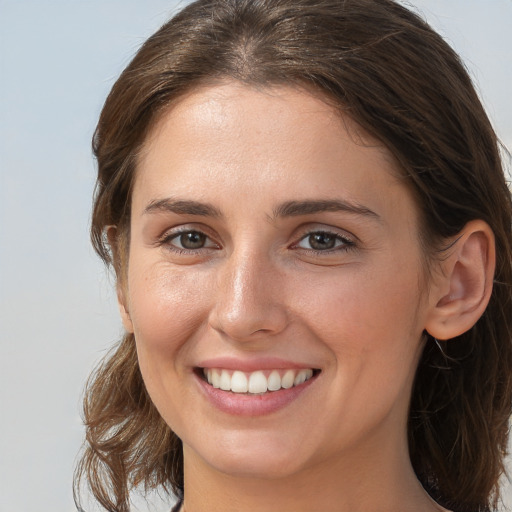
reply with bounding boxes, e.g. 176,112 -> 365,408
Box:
180,232 -> 205,249
309,233 -> 335,250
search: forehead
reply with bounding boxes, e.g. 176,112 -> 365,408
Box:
134,81 -> 415,225
142,81 -> 386,157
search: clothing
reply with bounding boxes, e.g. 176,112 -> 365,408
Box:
170,499 -> 475,511
170,501 -> 470,511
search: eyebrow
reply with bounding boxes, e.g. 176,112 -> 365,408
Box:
272,199 -> 380,221
143,197 -> 380,221
143,198 -> 222,218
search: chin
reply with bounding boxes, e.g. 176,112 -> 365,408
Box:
185,429 -> 313,480
211,453 -> 306,480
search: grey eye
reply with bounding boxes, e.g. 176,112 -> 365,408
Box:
307,232 -> 337,250
175,231 -> 207,249
297,232 -> 347,251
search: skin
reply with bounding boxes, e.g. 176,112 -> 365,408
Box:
118,82 -> 468,512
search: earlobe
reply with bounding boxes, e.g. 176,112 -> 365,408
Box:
107,225 -> 134,333
425,220 -> 495,340
117,286 -> 134,333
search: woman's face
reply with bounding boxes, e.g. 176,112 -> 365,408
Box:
122,82 -> 432,479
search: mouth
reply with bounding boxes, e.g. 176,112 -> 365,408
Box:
197,367 -> 320,395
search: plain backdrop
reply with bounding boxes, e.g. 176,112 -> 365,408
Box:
0,1 -> 511,511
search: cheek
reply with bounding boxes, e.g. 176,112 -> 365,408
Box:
127,262 -> 213,360
293,265 -> 425,441
295,258 -> 425,360
126,263 -> 215,428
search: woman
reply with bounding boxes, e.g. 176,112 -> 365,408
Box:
75,0 -> 512,511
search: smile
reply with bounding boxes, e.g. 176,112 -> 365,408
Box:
202,368 -> 316,394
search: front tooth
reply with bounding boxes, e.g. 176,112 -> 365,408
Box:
281,369 -> 295,389
248,371 -> 268,394
267,370 -> 281,391
231,371 -> 248,393
294,370 -> 307,386
211,369 -> 221,388
219,370 -> 231,391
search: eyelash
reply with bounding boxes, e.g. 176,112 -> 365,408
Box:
158,228 -> 218,255
292,230 -> 356,254
158,227 -> 356,256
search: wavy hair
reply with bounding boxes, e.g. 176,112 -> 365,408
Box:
75,1 -> 512,511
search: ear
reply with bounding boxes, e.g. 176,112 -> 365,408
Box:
107,225 -> 134,334
116,286 -> 134,333
425,220 -> 495,340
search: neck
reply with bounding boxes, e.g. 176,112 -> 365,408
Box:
180,429 -> 445,512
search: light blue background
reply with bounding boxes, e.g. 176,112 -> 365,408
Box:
0,1 -> 511,511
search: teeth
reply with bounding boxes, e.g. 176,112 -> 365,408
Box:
267,370 -> 281,391
219,370 -> 231,391
281,369 -> 295,389
231,371 -> 248,393
203,368 -> 315,394
248,371 -> 267,393
294,369 -> 313,386
211,369 -> 220,388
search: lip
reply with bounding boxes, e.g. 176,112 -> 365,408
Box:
197,356 -> 316,372
194,359 -> 320,417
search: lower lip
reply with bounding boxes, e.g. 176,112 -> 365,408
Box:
195,372 -> 318,417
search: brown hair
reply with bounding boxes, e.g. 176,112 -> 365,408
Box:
75,1 -> 512,511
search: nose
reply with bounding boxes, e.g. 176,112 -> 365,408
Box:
209,249 -> 288,342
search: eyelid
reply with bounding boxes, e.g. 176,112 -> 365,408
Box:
157,225 -> 220,251
290,226 -> 357,253
155,223 -> 357,255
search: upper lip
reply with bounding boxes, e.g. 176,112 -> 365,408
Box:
196,357 -> 319,372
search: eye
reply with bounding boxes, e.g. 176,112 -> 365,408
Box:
295,231 -> 354,251
174,231 -> 208,250
161,229 -> 218,252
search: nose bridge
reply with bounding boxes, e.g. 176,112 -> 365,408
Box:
210,244 -> 287,340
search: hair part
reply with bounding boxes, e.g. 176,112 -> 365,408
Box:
77,1 -> 512,510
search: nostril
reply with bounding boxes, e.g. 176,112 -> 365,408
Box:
209,304 -> 289,341
209,262 -> 289,340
